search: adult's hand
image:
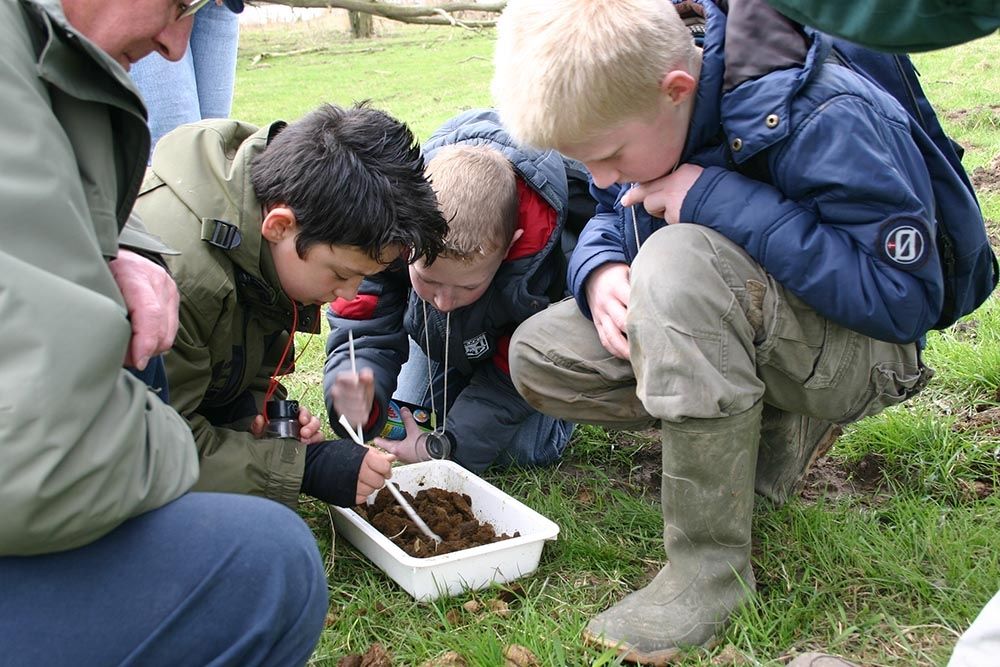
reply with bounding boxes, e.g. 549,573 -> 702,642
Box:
620,164 -> 704,223
585,262 -> 631,360
109,249 -> 179,370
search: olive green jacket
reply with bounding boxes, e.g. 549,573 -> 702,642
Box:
136,120 -> 320,508
0,0 -> 199,555
765,0 -> 999,52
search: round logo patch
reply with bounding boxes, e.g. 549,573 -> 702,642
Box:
879,220 -> 928,270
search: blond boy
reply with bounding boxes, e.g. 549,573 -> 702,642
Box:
491,0 -> 966,662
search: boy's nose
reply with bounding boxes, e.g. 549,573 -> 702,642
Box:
587,164 -> 618,189
433,291 -> 455,313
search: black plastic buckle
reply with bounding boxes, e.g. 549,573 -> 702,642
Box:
201,218 -> 243,250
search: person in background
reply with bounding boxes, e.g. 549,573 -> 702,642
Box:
131,0 -> 244,158
764,0 -> 999,53
0,0 -> 327,665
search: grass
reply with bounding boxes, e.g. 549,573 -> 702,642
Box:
233,19 -> 1000,666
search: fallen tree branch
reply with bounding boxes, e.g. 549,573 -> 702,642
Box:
259,0 -> 505,27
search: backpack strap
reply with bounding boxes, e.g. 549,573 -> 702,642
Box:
201,218 -> 242,250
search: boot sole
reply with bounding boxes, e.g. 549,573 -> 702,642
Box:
581,628 -> 719,665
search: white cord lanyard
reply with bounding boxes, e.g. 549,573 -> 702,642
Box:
421,300 -> 449,435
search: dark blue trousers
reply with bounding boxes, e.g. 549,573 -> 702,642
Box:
0,493 -> 328,666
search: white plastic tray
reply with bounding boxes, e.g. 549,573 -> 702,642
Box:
330,459 -> 560,601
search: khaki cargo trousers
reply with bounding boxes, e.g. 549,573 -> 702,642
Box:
510,225 -> 931,433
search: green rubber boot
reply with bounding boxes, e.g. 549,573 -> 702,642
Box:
583,402 -> 762,665
755,404 -> 842,505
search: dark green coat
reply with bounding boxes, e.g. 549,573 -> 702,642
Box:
766,0 -> 999,52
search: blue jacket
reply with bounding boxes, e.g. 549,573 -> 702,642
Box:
569,0 -> 946,344
324,109 -> 584,472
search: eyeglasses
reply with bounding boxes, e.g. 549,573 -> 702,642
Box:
176,0 -> 211,20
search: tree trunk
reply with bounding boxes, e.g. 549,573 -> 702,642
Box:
349,9 -> 375,38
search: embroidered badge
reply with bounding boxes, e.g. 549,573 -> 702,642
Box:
463,333 -> 490,359
879,220 -> 928,270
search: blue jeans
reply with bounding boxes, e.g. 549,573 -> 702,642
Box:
130,0 -> 240,155
0,493 -> 327,667
396,337 -> 573,468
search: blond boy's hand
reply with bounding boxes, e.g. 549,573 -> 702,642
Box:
331,367 -> 376,430
585,262 -> 631,360
620,164 -> 704,223
356,448 -> 395,505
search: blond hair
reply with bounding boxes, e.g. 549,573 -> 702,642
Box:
492,0 -> 697,149
426,144 -> 519,260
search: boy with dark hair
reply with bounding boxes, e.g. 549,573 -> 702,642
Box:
492,0 -> 993,663
135,102 -> 448,509
324,108 -> 589,473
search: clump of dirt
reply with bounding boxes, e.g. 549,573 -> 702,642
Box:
337,642 -> 392,667
354,487 -> 519,558
503,644 -> 540,666
798,452 -> 889,504
970,154 -> 1000,194
953,404 -> 1000,436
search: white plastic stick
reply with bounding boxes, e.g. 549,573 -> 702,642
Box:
384,481 -> 442,545
348,329 -> 364,441
338,413 -> 363,444
339,408 -> 442,545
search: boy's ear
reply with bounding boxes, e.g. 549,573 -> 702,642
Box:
660,70 -> 697,105
260,206 -> 298,242
504,228 -> 525,254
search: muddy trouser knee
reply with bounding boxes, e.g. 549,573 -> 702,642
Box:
512,224 -> 931,439
0,493 -> 329,667
510,298 -> 658,430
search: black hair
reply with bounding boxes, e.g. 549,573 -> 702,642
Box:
250,101 -> 446,263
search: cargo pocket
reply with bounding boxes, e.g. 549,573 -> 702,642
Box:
841,357 -> 932,425
759,288 -> 859,391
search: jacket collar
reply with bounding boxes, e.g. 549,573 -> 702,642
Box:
678,0 -> 726,165
147,120 -> 315,323
717,0 -> 831,163
23,0 -> 146,119
421,108 -> 570,274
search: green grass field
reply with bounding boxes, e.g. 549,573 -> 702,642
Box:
233,19 -> 1000,667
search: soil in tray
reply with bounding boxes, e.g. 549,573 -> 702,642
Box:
354,486 -> 520,558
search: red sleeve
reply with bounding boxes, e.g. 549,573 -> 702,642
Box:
330,294 -> 378,320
